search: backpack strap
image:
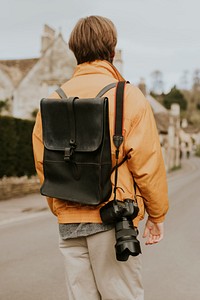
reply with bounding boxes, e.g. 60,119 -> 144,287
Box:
64,97 -> 78,161
96,82 -> 117,98
96,81 -> 130,98
56,87 -> 68,99
56,81 -> 123,99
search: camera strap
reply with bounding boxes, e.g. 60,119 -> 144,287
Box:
113,81 -> 127,202
112,81 -> 138,204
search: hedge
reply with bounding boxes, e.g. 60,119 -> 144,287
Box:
0,116 -> 36,178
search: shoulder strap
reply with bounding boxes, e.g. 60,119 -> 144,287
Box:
113,81 -> 126,150
56,87 -> 68,99
112,81 -> 126,201
96,82 -> 117,98
112,81 -> 138,198
56,83 -> 116,99
56,81 -> 126,99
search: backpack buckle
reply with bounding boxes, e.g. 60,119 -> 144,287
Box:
64,148 -> 71,161
64,140 -> 76,161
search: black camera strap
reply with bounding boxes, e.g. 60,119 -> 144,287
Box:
113,81 -> 127,202
112,81 -> 138,207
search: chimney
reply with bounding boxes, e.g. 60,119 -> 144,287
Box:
41,24 -> 55,54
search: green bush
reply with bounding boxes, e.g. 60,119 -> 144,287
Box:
0,116 -> 36,178
163,86 -> 188,111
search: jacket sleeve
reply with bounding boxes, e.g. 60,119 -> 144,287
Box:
32,111 -> 55,215
125,90 -> 169,223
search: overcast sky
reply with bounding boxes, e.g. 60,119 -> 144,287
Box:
0,0 -> 200,91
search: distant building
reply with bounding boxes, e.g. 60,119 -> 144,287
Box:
138,78 -> 180,171
180,120 -> 200,158
0,25 -> 76,119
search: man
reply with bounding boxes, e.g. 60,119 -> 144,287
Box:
33,15 -> 169,300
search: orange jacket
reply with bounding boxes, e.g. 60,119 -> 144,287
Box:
32,60 -> 169,226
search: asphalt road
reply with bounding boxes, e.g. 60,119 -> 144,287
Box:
141,156 -> 200,300
0,156 -> 200,300
0,213 -> 66,300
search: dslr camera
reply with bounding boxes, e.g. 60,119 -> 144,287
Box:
100,199 -> 141,261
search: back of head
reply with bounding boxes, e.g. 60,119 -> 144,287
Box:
69,15 -> 117,64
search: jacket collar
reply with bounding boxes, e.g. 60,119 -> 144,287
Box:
72,60 -> 125,81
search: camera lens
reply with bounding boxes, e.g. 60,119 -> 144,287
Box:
115,218 -> 141,261
100,199 -> 141,261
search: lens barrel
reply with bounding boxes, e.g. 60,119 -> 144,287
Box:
100,199 -> 142,262
115,218 -> 141,261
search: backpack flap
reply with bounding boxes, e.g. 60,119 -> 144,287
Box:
40,97 -> 106,155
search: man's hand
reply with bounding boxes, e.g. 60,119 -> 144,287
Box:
143,219 -> 164,245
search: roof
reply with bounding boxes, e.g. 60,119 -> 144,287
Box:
146,94 -> 168,114
0,58 -> 39,86
146,94 -> 169,133
182,125 -> 200,134
154,112 -> 169,134
0,58 -> 39,73
0,33 -> 70,88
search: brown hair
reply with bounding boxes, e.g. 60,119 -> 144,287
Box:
68,16 -> 117,64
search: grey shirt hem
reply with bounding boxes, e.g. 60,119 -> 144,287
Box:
59,223 -> 114,240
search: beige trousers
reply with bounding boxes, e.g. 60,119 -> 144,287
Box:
59,228 -> 144,300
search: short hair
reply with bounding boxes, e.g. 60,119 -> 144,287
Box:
68,16 -> 117,64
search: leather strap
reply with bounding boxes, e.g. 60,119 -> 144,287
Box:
111,82 -> 137,198
67,97 -> 77,145
112,81 -> 126,201
113,81 -> 126,150
64,97 -> 78,161
97,81 -> 127,151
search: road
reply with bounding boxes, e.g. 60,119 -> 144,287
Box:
0,197 -> 66,300
141,156 -> 200,300
0,156 -> 200,300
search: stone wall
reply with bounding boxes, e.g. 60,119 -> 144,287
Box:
0,176 -> 40,201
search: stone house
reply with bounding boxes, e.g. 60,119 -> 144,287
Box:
138,79 -> 180,171
0,25 -> 76,119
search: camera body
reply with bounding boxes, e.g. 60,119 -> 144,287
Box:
100,199 -> 141,261
100,198 -> 139,224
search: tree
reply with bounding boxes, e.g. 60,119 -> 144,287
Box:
163,86 -> 187,111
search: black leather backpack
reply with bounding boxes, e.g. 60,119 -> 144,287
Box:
40,81 -> 126,206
